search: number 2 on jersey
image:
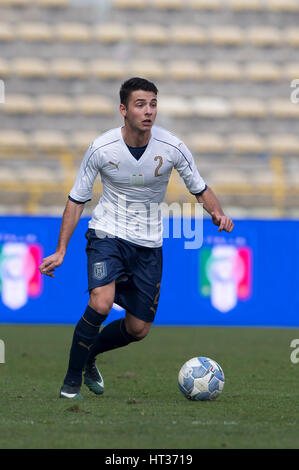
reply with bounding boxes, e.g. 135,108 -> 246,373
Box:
154,156 -> 163,177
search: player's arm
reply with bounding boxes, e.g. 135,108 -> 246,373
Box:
195,186 -> 234,233
39,199 -> 85,278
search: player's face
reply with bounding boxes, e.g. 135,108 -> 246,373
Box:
120,90 -> 157,133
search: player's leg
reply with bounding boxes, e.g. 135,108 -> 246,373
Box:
83,239 -> 162,396
124,312 -> 152,340
61,229 -> 129,398
60,282 -> 114,399
83,310 -> 151,395
87,244 -> 161,364
87,310 -> 150,361
85,248 -> 161,394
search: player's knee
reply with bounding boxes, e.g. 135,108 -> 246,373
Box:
126,323 -> 151,341
89,294 -> 113,316
93,302 -> 113,316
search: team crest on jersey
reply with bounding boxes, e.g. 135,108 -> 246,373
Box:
93,261 -> 107,280
130,174 -> 144,186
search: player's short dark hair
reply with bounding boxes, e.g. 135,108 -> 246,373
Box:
120,77 -> 158,107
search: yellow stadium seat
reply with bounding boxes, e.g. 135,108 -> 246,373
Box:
0,58 -> 9,77
35,0 -> 70,7
3,94 -> 35,114
0,167 -> 15,182
128,60 -> 165,79
71,131 -> 99,150
19,166 -> 60,182
12,58 -> 48,78
31,130 -> 68,152
231,98 -> 267,117
267,134 -> 299,154
90,59 -> 127,79
0,23 -> 14,41
285,28 -> 299,46
158,96 -> 193,117
246,27 -> 282,47
204,61 -> 242,81
265,0 -> 299,11
284,63 -> 299,80
55,23 -> 91,42
93,23 -> 129,43
188,133 -> 227,153
246,62 -> 281,81
269,99 -> 299,118
50,59 -> 87,79
132,24 -> 168,44
18,22 -> 53,42
209,26 -> 244,45
189,0 -> 221,10
0,0 -> 31,5
208,169 -> 250,186
75,95 -> 114,115
193,97 -> 231,117
251,169 -> 275,187
153,0 -> 184,9
37,95 -> 75,114
0,130 -> 29,152
167,60 -> 203,80
170,25 -> 206,44
228,134 -> 266,154
112,0 -> 146,8
226,0 -> 263,10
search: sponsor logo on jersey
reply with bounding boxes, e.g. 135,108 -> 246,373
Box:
108,160 -> 120,170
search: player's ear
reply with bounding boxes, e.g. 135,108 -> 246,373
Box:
119,103 -> 127,118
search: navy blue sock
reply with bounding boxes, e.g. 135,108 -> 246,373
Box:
64,305 -> 107,386
87,318 -> 140,363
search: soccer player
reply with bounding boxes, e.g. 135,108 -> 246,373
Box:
39,77 -> 234,399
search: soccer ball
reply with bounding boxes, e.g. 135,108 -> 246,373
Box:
178,356 -> 225,401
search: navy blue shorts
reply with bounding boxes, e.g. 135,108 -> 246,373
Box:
85,229 -> 163,323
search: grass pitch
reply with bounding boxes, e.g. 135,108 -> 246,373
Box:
1,324 -> 299,449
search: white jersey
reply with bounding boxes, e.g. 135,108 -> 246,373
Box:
69,125 -> 206,248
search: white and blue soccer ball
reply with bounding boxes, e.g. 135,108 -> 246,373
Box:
178,357 -> 225,401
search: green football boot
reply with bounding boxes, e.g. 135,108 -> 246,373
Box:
59,382 -> 83,399
84,360 -> 104,395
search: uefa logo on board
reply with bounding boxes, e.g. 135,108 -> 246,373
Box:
199,242 -> 252,313
0,241 -> 43,310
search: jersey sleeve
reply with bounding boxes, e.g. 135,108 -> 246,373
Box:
173,142 -> 207,195
69,144 -> 101,203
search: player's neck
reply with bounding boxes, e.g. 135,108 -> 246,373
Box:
121,126 -> 151,148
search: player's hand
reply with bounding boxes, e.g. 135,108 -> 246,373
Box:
211,212 -> 234,232
39,252 -> 65,278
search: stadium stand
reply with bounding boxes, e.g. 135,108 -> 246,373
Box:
54,22 -> 91,42
12,58 -> 48,78
0,0 -> 299,217
17,22 -> 53,42
93,23 -> 130,43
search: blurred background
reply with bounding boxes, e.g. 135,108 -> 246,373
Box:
0,0 -> 298,325
1,0 -> 299,217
